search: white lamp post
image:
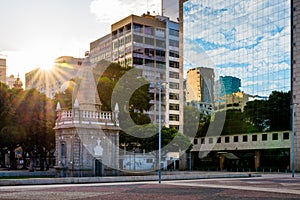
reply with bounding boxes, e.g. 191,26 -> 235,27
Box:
158,82 -> 162,184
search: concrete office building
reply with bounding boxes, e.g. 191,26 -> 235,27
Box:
90,13 -> 183,132
186,67 -> 214,103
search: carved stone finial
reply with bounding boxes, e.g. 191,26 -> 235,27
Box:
56,102 -> 61,111
74,98 -> 79,108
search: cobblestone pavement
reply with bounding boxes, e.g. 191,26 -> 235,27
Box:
0,174 -> 299,200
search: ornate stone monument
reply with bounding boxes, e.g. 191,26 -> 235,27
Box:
54,59 -> 120,177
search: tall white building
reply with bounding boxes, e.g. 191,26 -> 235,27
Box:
90,13 -> 183,131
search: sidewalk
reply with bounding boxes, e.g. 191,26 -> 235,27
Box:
0,168 -> 56,178
0,169 -> 261,186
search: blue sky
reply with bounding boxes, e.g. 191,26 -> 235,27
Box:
183,0 -> 291,96
0,0 -> 160,82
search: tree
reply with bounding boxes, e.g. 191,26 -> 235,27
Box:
243,91 -> 291,132
119,125 -> 192,153
14,89 -> 55,170
0,85 -> 56,170
95,62 -> 151,126
54,79 -> 77,109
267,91 -> 291,131
221,109 -> 251,135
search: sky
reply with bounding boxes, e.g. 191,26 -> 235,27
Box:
0,0 -> 161,83
183,0 -> 291,97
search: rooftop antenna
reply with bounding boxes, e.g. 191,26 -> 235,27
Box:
161,0 -> 163,16
147,0 -> 149,12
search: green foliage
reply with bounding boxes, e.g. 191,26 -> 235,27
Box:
221,109 -> 251,135
95,62 -> 132,111
53,79 -> 77,109
183,105 -> 211,137
0,84 -> 55,170
119,126 -> 192,153
95,62 -> 151,126
244,91 -> 291,132
186,90 -> 291,137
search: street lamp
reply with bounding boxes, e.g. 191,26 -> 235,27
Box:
152,81 -> 166,184
158,82 -> 162,184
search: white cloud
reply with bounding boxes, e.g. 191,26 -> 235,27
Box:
90,0 -> 161,25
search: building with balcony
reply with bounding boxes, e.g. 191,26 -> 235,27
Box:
89,13 -> 183,132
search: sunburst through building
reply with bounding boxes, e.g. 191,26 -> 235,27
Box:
25,56 -> 83,99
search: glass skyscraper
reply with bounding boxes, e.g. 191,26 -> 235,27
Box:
183,0 -> 291,99
182,0 -> 293,171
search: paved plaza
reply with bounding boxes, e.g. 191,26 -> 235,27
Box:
0,174 -> 299,199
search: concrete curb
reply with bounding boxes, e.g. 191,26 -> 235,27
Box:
0,172 -> 261,186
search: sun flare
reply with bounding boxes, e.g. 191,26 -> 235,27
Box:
36,56 -> 56,71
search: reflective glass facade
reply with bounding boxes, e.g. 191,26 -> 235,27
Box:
183,0 -> 291,98
182,0 -> 293,172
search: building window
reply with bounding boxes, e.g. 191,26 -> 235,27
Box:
194,138 -> 198,144
145,37 -> 154,45
133,23 -> 142,33
272,133 -> 278,140
169,114 -> 179,121
234,136 -> 238,142
169,103 -> 179,111
133,58 -> 143,65
217,137 -> 221,143
252,135 -> 257,141
125,35 -> 131,44
156,28 -> 165,38
283,132 -> 289,140
145,59 -> 154,66
169,50 -> 179,58
146,159 -> 153,163
201,138 -> 205,144
169,82 -> 179,89
169,93 -> 179,100
61,143 -> 65,157
156,39 -> 165,48
169,39 -> 179,47
133,34 -> 143,43
169,71 -> 179,79
169,61 -> 179,68
209,138 -> 213,144
145,48 -> 154,57
156,49 -> 165,57
225,136 -> 230,143
243,135 -> 248,142
169,28 -> 179,37
262,134 -> 268,141
144,26 -> 154,35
